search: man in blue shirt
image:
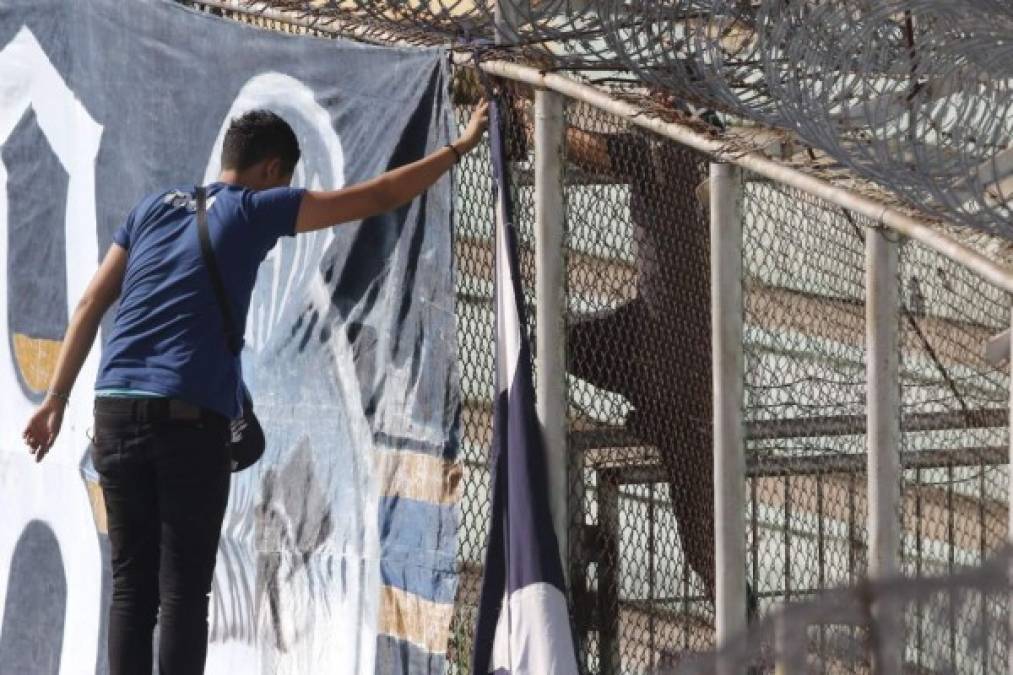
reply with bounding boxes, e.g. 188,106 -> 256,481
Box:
23,103 -> 488,674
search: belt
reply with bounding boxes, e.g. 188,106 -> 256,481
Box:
94,396 -> 219,423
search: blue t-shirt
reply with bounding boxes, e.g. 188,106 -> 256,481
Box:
96,182 -> 305,418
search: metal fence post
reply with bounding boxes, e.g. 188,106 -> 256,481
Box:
866,226 -> 902,675
1008,305 -> 1013,675
534,88 -> 568,579
711,162 -> 747,650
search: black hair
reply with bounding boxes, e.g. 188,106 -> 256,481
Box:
220,110 -> 300,175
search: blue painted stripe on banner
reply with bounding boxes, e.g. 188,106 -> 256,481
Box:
375,634 -> 448,675
379,563 -> 457,606
379,496 -> 458,604
378,496 -> 458,564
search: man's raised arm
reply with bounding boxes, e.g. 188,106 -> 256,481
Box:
295,100 -> 489,234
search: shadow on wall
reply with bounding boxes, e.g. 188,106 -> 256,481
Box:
0,520 -> 66,675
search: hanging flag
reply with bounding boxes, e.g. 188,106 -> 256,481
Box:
470,99 -> 579,675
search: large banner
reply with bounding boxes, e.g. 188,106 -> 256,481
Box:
0,1 -> 460,674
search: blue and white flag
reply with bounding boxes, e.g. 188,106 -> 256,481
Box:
470,100 -> 579,675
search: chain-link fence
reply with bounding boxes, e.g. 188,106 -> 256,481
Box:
447,94 -> 496,670
447,88 -> 540,671
561,99 -> 715,674
449,87 -> 1011,673
897,238 -> 1009,672
450,85 -> 721,674
741,177 -> 872,675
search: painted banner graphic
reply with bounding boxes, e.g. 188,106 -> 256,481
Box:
0,1 -> 460,674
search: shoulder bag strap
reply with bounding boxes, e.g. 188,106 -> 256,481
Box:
195,186 -> 243,356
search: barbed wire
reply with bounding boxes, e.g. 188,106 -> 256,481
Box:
236,0 -> 1013,242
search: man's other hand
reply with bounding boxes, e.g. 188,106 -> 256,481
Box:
23,398 -> 66,463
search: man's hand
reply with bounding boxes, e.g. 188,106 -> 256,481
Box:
23,397 -> 66,463
456,99 -> 490,154
20,243 -> 125,464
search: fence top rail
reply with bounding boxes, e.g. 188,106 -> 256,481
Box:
465,57 -> 1013,296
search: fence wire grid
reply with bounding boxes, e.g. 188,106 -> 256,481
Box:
451,88 -> 1011,674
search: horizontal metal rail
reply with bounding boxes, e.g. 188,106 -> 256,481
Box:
584,445 -> 1007,483
571,408 -> 1007,451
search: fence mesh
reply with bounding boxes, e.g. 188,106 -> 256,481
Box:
559,97 -> 716,674
739,177 -> 872,669
448,86 -> 1012,673
452,83 -> 721,675
447,88 -> 540,672
448,94 -> 496,671
897,238 -> 1009,672
731,176 -> 1008,672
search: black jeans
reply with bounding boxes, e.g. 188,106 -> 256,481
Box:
92,398 -> 231,675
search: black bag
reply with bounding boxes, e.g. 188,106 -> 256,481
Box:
195,186 -> 265,472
